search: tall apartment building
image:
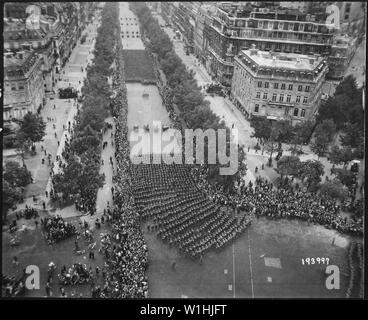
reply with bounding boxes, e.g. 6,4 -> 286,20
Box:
4,51 -> 46,122
193,4 -> 217,64
327,34 -> 358,79
206,3 -> 334,86
3,2 -> 97,125
336,2 -> 366,35
231,46 -> 329,124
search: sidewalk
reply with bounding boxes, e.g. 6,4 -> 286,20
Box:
84,117 -> 116,228
5,21 -> 99,220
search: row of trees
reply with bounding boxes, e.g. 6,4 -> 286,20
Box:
276,155 -> 355,200
3,161 -> 33,218
131,3 -> 246,191
52,3 -> 119,203
315,75 -> 364,159
250,75 -> 364,162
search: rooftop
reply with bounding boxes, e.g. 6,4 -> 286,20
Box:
4,51 -> 32,68
240,48 -> 324,71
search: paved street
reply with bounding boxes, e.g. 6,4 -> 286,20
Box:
344,38 -> 366,88
4,19 -> 100,219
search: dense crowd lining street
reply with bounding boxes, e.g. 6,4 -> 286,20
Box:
2,2 -> 364,299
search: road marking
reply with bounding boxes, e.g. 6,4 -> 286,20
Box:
232,244 -> 236,298
247,229 -> 255,298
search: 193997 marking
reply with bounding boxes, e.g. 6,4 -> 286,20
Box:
302,257 -> 330,265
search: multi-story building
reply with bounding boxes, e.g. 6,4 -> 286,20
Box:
4,51 -> 46,122
193,4 -> 217,64
171,2 -> 196,53
327,34 -> 357,79
336,2 -> 366,36
207,3 -> 334,86
161,1 -> 175,25
231,46 -> 329,124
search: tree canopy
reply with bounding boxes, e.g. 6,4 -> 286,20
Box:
17,112 -> 46,145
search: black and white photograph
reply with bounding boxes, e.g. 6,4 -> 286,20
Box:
1,1 -> 366,304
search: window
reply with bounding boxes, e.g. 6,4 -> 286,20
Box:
303,96 -> 308,103
264,82 -> 269,88
298,85 -> 303,91
281,83 -> 285,90
272,93 -> 277,101
18,84 -> 24,90
294,108 -> 299,116
274,83 -> 279,89
305,85 -> 310,92
296,96 -> 301,103
279,94 -> 284,102
301,109 -> 306,117
256,92 -> 261,99
286,94 -> 291,103
258,81 -> 262,88
11,84 -> 17,91
263,92 -> 268,100
254,104 -> 259,113
288,84 -> 293,90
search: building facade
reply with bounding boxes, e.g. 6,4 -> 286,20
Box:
231,46 -> 329,124
4,51 -> 46,122
327,34 -> 358,79
3,2 -> 97,125
207,3 -> 334,86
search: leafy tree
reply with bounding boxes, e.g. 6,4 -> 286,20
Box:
315,119 -> 336,143
2,180 -> 23,219
14,131 -> 31,165
310,135 -> 329,159
332,168 -> 356,187
340,122 -> 364,154
329,145 -> 354,168
297,160 -> 324,190
3,161 -> 32,187
250,117 -> 271,143
274,120 -> 293,143
17,112 -> 46,146
264,124 -> 282,164
276,155 -> 301,178
316,75 -> 362,130
289,120 -> 314,154
320,179 -> 349,200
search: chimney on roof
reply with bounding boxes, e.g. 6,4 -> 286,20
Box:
296,57 -> 301,64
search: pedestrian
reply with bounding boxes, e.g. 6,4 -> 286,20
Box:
35,220 -> 39,228
255,166 -> 258,173
43,201 -> 46,210
12,256 -> 19,267
54,132 -> 57,138
54,104 -> 56,109
45,190 -> 48,197
57,141 -> 60,146
42,158 -> 45,165
172,261 -> 176,270
46,282 -> 52,297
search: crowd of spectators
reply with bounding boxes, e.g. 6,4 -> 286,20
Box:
41,215 -> 77,244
